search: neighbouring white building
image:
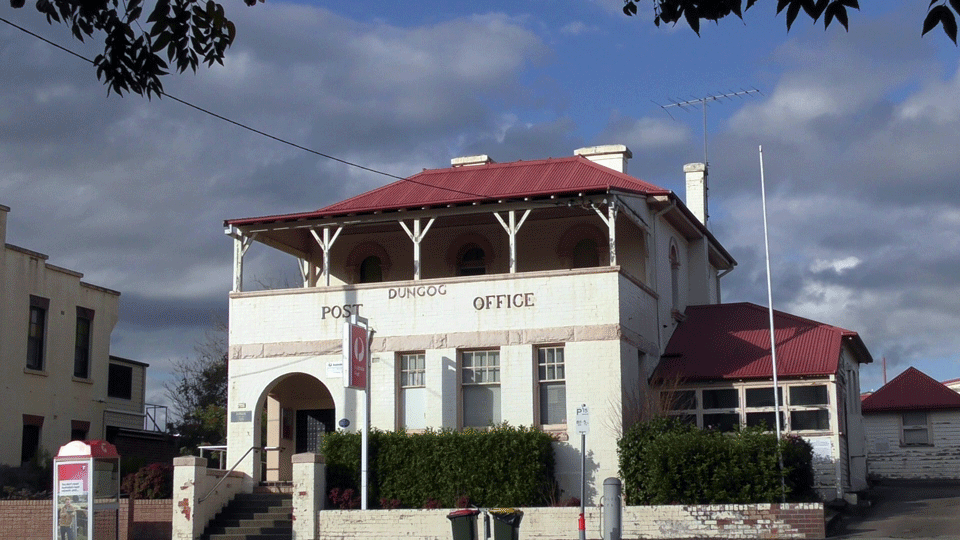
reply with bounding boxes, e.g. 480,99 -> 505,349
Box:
862,367 -> 960,481
222,145 -> 870,504
0,204 -> 149,467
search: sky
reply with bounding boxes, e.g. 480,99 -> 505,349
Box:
2,0 -> 959,420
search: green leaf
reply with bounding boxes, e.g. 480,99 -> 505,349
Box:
684,5 -> 700,35
786,1 -> 802,29
923,5 -> 950,37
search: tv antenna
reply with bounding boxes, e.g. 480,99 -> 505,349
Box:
657,88 -> 760,166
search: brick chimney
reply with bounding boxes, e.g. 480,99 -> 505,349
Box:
684,163 -> 708,226
574,145 -> 632,174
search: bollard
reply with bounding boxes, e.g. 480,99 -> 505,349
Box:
602,477 -> 622,540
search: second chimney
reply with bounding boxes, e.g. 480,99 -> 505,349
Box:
684,162 -> 708,226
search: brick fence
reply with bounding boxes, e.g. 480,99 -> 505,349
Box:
315,503 -> 824,539
0,498 -> 171,540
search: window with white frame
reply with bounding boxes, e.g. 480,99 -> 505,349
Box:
744,386 -> 785,430
662,382 -> 833,434
399,353 -> 426,430
788,385 -> 830,431
537,346 -> 566,426
461,350 -> 500,428
701,388 -> 739,432
901,411 -> 931,446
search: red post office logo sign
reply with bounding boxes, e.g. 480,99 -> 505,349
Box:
346,322 -> 368,389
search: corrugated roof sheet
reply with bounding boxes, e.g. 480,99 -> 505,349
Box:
861,367 -> 960,412
226,156 -> 670,226
653,302 -> 869,382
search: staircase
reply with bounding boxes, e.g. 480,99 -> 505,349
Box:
200,492 -> 293,540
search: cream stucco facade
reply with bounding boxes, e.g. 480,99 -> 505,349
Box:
224,146 -> 735,502
0,204 -> 146,466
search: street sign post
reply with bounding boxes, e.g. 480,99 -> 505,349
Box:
343,315 -> 372,509
576,404 -> 589,540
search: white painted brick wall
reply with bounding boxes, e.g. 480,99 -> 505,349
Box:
313,504 -> 824,540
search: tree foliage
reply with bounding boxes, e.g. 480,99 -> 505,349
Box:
623,0 -> 960,45
165,328 -> 228,453
9,0 -> 263,97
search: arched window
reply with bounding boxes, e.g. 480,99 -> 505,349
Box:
458,245 -> 486,276
572,238 -> 600,268
359,255 -> 383,283
345,242 -> 391,283
670,243 -> 681,311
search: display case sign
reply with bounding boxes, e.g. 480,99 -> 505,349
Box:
56,461 -> 90,540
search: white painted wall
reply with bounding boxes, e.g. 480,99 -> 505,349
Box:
864,409 -> 960,480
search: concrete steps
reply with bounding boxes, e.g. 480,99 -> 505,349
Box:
200,492 -> 292,540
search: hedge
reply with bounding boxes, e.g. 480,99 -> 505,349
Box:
618,417 -> 817,505
322,424 -> 555,509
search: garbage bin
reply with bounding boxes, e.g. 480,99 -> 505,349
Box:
447,508 -> 481,540
489,508 -> 523,540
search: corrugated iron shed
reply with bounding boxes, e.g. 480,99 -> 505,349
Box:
861,367 -> 960,412
653,302 -> 872,383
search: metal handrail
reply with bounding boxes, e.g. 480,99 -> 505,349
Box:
198,445 -> 281,502
197,445 -> 228,469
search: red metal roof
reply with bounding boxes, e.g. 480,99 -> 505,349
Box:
653,302 -> 871,382
861,367 -> 960,412
226,156 -> 670,226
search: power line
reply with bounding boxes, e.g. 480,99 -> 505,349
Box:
0,15 -> 412,182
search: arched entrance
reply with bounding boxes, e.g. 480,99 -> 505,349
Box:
261,373 -> 335,482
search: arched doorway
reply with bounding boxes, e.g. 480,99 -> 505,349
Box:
261,373 -> 335,482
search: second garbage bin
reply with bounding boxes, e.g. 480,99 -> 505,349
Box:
447,508 -> 481,540
488,508 -> 523,540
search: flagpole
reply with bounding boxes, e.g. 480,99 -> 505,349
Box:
760,145 -> 786,502
759,146 -> 782,440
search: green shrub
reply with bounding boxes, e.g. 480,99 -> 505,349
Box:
121,463 -> 173,499
0,448 -> 53,499
322,424 -> 555,508
618,419 -> 816,505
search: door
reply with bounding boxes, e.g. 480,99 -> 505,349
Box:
296,409 -> 335,454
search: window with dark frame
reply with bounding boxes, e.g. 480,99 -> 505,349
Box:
108,363 -> 133,400
571,239 -> 600,269
537,346 -> 566,425
74,307 -> 94,378
70,420 -> 90,442
458,245 -> 486,276
359,255 -> 383,283
27,296 -> 49,371
21,416 -> 43,463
